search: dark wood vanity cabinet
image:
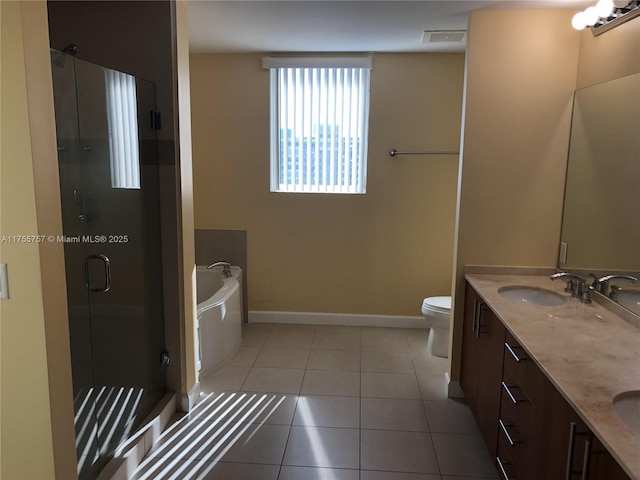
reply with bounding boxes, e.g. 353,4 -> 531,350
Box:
545,389 -> 631,480
461,283 -> 506,458
587,437 -> 631,480
499,331 -> 593,480
497,331 -> 549,480
462,282 -> 632,480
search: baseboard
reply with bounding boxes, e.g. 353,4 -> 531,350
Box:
445,373 -> 465,399
181,381 -> 201,413
248,310 -> 427,328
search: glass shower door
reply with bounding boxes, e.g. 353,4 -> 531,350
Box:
51,50 -> 166,479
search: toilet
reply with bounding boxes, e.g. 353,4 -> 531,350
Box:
421,296 -> 452,358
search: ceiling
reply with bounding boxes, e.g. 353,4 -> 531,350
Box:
187,0 -> 593,53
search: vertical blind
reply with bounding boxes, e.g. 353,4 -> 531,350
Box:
105,69 -> 141,190
266,57 -> 372,194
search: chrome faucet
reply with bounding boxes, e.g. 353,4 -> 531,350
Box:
595,274 -> 637,297
207,261 -> 232,278
549,272 -> 587,298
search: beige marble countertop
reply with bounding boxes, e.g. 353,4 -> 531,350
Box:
465,272 -> 640,480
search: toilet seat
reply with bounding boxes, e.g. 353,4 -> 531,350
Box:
422,296 -> 451,315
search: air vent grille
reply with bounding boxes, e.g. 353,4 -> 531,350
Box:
422,31 -> 466,44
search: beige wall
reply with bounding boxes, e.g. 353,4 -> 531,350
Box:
1,2 -> 74,478
21,2 -> 78,477
175,0 -> 198,393
191,53 -> 464,316
576,16 -> 640,89
450,10 -> 581,380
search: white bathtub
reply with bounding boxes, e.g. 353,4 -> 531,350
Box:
196,265 -> 243,378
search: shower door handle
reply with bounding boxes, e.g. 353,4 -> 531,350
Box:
85,254 -> 111,293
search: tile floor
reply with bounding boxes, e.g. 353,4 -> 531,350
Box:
132,324 -> 498,480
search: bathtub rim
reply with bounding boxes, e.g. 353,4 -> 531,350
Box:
195,265 -> 242,315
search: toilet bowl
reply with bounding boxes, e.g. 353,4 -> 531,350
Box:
421,296 -> 452,358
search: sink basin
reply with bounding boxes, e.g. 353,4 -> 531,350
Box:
498,286 -> 567,306
613,391 -> 640,433
616,289 -> 640,316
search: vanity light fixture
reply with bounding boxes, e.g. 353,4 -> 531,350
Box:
572,0 -> 640,35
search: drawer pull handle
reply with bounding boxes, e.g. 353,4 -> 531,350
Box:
502,381 -> 519,405
565,422 -> 591,480
472,298 -> 479,334
505,342 -> 523,363
581,440 -> 591,480
496,456 -> 514,480
499,419 -> 519,446
472,298 -> 487,338
565,421 -> 577,480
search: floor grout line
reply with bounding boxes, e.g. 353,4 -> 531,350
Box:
140,324 -> 497,480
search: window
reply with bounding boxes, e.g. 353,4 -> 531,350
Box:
105,69 -> 141,189
264,57 -> 372,194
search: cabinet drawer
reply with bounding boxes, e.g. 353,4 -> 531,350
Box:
500,368 -> 541,445
497,436 -> 521,480
499,405 -> 540,480
503,332 -> 546,408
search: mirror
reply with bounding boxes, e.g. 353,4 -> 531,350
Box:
560,72 -> 640,314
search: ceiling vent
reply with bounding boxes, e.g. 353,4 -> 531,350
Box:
422,31 -> 467,44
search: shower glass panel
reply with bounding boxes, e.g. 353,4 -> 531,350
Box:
51,49 -> 166,479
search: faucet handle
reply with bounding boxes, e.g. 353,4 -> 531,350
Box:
580,285 -> 593,304
549,272 -> 586,297
223,265 -> 232,278
565,279 -> 576,294
609,285 -> 621,301
573,279 -> 587,298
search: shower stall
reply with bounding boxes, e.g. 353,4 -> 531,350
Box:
50,48 -> 167,479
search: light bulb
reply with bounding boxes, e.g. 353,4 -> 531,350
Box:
572,11 -> 588,30
595,0 -> 614,17
583,6 -> 600,25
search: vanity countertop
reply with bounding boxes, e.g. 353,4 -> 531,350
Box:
465,272 -> 640,480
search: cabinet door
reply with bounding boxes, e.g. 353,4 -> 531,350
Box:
588,437 -> 631,480
475,304 -> 506,458
461,283 -> 480,412
460,283 -> 506,459
545,396 -> 631,480
544,388 -> 594,480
